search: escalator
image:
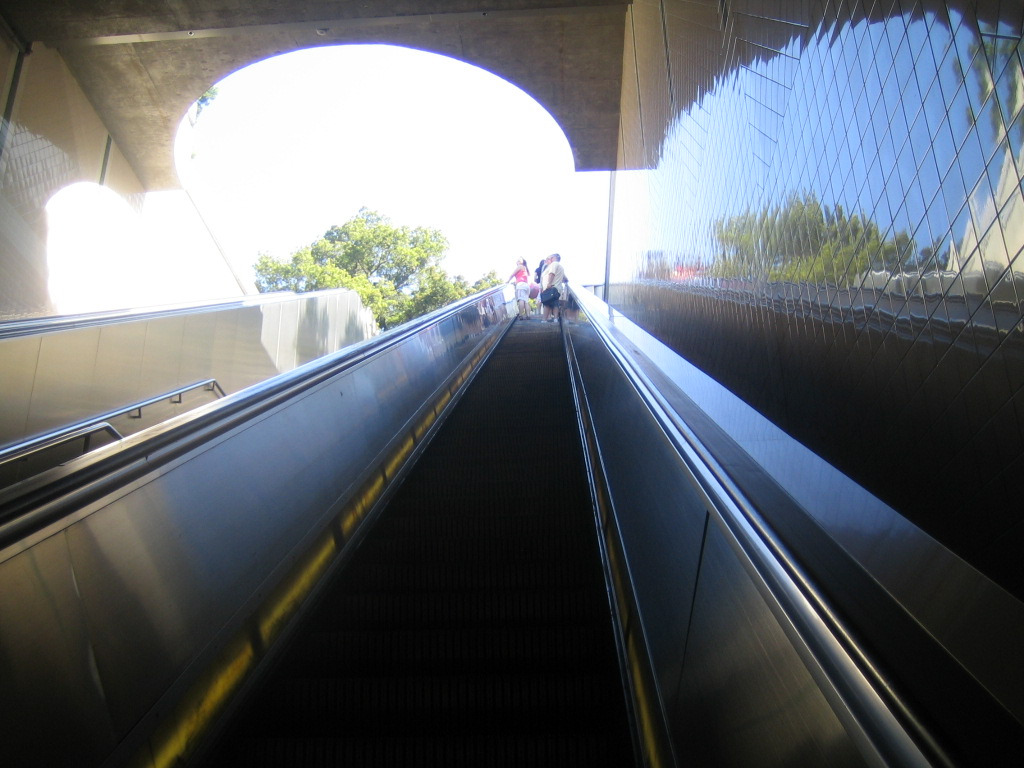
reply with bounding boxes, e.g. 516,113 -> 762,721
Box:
5,288 -> 1018,766
199,319 -> 637,766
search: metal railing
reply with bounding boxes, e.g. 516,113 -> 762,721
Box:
0,379 -> 226,489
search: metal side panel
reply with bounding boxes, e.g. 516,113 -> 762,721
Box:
260,299 -> 295,373
0,532 -> 116,766
0,289 -> 378,450
568,323 -> 707,708
676,521 -> 866,767
138,314 -> 187,402
28,325 -> 102,432
0,333 -> 40,446
62,414 -> 352,736
58,342 -> 456,738
172,306 -> 268,395
93,321 -> 150,410
590,288 -> 1024,729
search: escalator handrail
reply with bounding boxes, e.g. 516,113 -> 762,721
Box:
0,285 -> 510,548
0,378 -> 225,463
0,421 -> 123,469
568,285 -> 935,767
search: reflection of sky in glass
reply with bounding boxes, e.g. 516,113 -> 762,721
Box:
641,7 -> 1023,297
610,2 -> 1024,598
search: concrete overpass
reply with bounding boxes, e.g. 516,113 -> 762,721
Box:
0,1 -> 628,190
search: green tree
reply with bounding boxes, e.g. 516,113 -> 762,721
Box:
394,268 -> 503,325
316,208 -> 448,291
195,86 -> 219,116
254,208 -> 497,328
397,266 -> 471,324
470,270 -> 502,292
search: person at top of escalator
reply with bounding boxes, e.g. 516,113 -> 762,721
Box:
507,257 -> 531,320
540,253 -> 565,323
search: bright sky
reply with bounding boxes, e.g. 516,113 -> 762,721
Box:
175,44 -> 612,288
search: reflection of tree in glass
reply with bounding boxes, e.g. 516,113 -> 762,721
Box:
977,35 -> 1022,141
709,192 -> 944,285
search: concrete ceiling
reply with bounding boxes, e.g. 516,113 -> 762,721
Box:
0,1 -> 628,189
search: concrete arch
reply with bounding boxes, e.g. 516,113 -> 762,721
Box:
9,2 -> 627,189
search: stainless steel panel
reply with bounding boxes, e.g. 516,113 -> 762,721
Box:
137,313 -> 186,401
297,293 -> 336,365
325,290 -> 372,354
208,306 -> 277,393
94,320 -> 149,410
0,334 -> 39,448
28,326 -> 101,431
0,290 -> 378,449
571,284 -> 1024,763
262,298 -> 295,372
677,522 -> 866,767
568,321 -> 707,702
64,395 -> 362,733
0,532 -> 115,767
174,309 -> 220,391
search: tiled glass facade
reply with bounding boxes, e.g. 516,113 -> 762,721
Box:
608,0 -> 1024,598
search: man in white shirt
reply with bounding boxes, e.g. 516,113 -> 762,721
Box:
540,253 -> 566,322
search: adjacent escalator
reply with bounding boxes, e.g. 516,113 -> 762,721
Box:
201,319 -> 636,766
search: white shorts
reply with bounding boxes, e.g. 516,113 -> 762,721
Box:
515,282 -> 530,301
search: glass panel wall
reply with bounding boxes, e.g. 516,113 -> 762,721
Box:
608,0 -> 1024,599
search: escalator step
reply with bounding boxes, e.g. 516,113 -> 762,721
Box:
219,732 -> 626,768
307,587 -> 613,630
239,672 -> 625,733
339,558 -> 604,593
378,511 -> 589,541
278,625 -> 617,676
202,322 -> 634,767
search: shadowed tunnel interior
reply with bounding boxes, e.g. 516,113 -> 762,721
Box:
199,319 -> 636,766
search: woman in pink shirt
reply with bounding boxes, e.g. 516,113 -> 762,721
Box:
507,258 -> 531,319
